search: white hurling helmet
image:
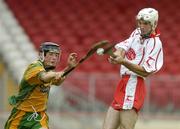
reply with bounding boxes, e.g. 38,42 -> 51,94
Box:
136,8 -> 158,30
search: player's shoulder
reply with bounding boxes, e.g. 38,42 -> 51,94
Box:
145,37 -> 163,52
155,37 -> 163,49
151,36 -> 162,47
27,60 -> 44,70
31,60 -> 43,66
130,29 -> 141,37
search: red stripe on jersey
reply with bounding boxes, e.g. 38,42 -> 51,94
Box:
150,38 -> 156,54
155,48 -> 162,71
138,47 -> 145,65
131,31 -> 136,37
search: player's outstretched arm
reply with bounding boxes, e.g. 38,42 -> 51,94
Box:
39,53 -> 78,85
39,71 -> 61,83
51,71 -> 66,86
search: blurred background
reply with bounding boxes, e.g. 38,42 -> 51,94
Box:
0,0 -> 180,128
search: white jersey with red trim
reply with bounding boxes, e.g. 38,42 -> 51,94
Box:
115,28 -> 163,76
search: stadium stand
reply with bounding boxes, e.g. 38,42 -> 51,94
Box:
0,1 -> 38,82
5,0 -> 180,74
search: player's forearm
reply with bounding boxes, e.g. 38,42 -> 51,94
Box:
52,77 -> 65,86
39,71 -> 57,83
122,60 -> 151,77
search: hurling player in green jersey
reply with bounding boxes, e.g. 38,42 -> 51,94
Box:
5,42 -> 78,129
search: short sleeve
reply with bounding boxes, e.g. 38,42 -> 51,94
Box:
143,38 -> 163,73
24,61 -> 45,85
115,39 -> 131,51
115,29 -> 138,51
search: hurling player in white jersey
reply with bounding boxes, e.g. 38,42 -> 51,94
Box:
102,8 -> 163,129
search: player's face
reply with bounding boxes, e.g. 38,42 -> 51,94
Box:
44,51 -> 61,68
137,20 -> 152,35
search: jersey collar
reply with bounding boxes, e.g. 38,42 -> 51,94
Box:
149,28 -> 160,38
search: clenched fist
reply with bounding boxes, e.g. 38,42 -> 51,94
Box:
67,53 -> 78,68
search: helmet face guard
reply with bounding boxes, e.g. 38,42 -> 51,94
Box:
39,42 -> 61,70
136,21 -> 152,39
39,42 -> 60,54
